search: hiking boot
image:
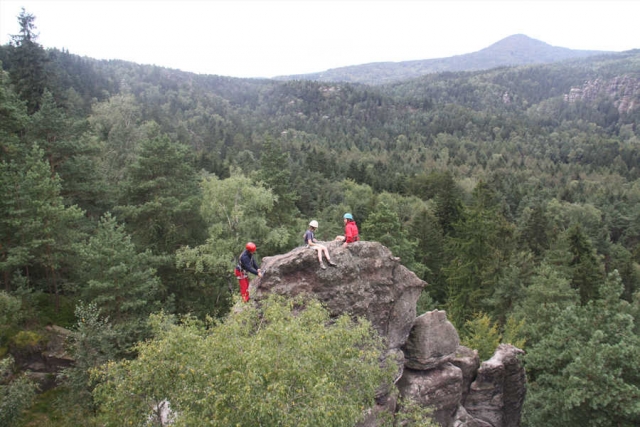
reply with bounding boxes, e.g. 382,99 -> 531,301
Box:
320,263 -> 327,270
328,261 -> 338,267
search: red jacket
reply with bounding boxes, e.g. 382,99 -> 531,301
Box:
345,221 -> 359,243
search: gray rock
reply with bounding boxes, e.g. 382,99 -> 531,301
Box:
396,363 -> 464,427
465,344 -> 526,427
402,310 -> 460,370
452,346 -> 480,404
253,240 -> 426,349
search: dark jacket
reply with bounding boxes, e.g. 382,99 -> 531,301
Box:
237,249 -> 259,275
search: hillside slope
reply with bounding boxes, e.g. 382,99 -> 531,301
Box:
275,34 -> 613,85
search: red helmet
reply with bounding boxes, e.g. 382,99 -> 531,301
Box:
245,242 -> 257,253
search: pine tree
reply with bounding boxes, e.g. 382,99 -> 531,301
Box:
257,137 -> 300,229
567,224 -> 604,304
8,9 -> 49,113
410,207 -> 445,297
523,271 -> 640,426
74,213 -> 163,348
0,146 -> 84,302
432,171 -> 464,236
518,203 -> 552,258
115,134 -> 203,254
0,69 -> 28,162
361,201 -> 424,275
442,182 -> 515,327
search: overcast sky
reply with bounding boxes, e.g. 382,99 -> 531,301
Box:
1,0 -> 639,79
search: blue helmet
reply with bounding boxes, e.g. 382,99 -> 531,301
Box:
343,213 -> 353,220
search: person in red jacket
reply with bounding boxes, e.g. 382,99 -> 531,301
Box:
235,242 -> 262,302
335,213 -> 359,248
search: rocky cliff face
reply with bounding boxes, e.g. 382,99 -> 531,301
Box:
253,241 -> 526,427
564,75 -> 640,114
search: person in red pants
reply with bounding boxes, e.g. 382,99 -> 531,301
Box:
235,242 -> 262,302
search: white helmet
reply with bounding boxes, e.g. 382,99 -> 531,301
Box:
309,220 -> 319,228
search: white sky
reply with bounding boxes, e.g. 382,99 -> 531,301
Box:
1,0 -> 639,79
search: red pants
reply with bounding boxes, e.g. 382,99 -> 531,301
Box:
235,268 -> 250,302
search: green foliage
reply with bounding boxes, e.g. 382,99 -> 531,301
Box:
11,387 -> 102,427
460,312 -> 501,361
0,355 -> 37,427
566,224 -> 605,304
74,213 -> 164,348
0,145 -> 85,298
511,262 -> 579,344
93,295 -> 396,426
431,171 -> 465,236
501,315 -> 526,349
10,330 -> 45,349
0,68 -> 28,161
3,17 -> 640,424
58,302 -> 118,412
7,8 -> 49,113
410,207 -> 444,295
0,291 -> 22,325
257,136 -> 300,236
176,171 -> 284,315
394,397 -> 438,427
523,271 -> 640,426
442,182 -> 515,327
89,93 -> 149,191
115,133 -> 204,254
362,201 -> 425,276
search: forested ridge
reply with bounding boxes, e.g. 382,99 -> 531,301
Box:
1,10 -> 640,426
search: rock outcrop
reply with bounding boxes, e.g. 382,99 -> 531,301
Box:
564,75 -> 640,114
9,325 -> 74,392
254,240 -> 424,351
252,240 -> 526,427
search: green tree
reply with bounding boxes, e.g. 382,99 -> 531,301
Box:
8,8 -> 49,113
26,90 -> 77,174
0,68 -> 28,161
523,271 -> 640,426
115,134 -> 203,255
93,295 -> 396,427
511,262 -> 579,344
607,243 -> 640,302
518,203 -> 552,258
74,213 -> 164,348
567,224 -> 605,304
442,182 -> 515,327
0,356 -> 37,427
59,301 -> 118,412
361,201 -> 424,275
89,93 -> 149,193
432,171 -> 464,236
0,146 -> 84,302
410,207 -> 445,298
257,136 -> 300,248
461,312 -> 501,361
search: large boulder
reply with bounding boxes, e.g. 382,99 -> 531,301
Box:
253,240 -> 426,350
402,310 -> 460,370
250,240 -> 526,427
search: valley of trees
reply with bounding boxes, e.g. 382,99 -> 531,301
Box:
1,9 -> 640,426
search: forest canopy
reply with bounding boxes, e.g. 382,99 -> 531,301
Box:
1,9 -> 640,427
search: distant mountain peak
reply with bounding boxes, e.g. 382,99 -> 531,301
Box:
275,34 -> 614,85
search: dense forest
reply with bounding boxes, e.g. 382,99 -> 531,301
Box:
1,9 -> 640,427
